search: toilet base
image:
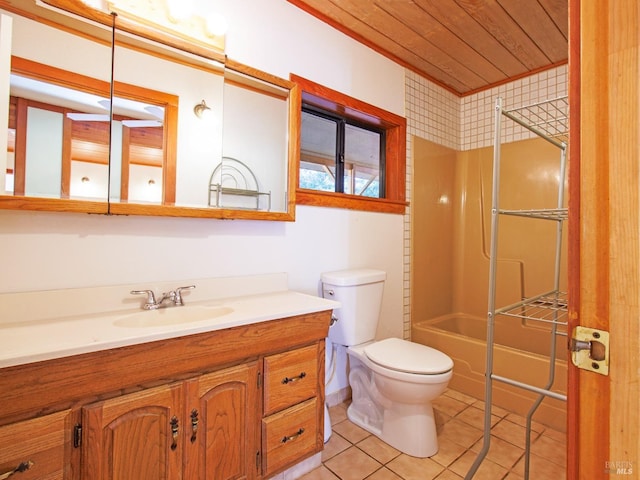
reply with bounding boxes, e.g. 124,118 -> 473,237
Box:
347,400 -> 439,457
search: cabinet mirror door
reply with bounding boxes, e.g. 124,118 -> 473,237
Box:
216,62 -> 297,216
1,7 -> 113,213
109,20 -> 225,213
108,23 -> 298,220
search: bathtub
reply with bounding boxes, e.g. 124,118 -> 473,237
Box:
412,313 -> 567,432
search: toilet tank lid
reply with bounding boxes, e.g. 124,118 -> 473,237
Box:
321,269 -> 386,286
364,338 -> 454,374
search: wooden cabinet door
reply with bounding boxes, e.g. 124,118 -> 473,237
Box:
0,410 -> 70,480
183,363 -> 259,480
81,383 -> 184,480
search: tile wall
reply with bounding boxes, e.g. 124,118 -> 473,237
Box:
403,66 -> 569,339
460,67 -> 569,150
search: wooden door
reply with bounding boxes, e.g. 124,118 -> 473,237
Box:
183,362 -> 260,480
81,383 -> 184,480
568,0 -> 639,478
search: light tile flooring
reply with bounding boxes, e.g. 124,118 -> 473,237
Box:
300,389 -> 566,480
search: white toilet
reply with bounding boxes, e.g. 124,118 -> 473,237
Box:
322,268 -> 453,458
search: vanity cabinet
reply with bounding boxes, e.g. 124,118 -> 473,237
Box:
81,363 -> 259,480
0,310 -> 331,480
0,410 -> 71,480
262,345 -> 322,477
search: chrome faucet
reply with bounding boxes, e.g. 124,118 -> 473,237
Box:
131,285 -> 195,310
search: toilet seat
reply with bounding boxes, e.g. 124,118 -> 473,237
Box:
364,338 -> 453,375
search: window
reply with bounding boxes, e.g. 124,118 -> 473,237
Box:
291,75 -> 406,214
300,106 -> 384,198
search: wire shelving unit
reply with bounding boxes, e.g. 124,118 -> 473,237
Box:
465,96 -> 569,479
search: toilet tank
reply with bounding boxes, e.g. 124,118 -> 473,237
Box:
321,269 -> 386,346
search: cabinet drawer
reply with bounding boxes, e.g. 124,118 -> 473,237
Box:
263,344 -> 319,415
261,398 -> 319,476
0,410 -> 70,480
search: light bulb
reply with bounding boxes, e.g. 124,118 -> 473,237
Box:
80,0 -> 105,10
206,13 -> 228,36
166,0 -> 195,22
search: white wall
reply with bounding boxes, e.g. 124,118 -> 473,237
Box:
0,1 -> 407,397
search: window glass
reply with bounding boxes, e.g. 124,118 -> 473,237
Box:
344,124 -> 382,197
300,110 -> 337,192
300,107 -> 383,198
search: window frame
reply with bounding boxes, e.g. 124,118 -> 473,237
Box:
291,74 -> 407,214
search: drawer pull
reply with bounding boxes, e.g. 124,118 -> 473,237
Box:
170,416 -> 179,451
190,409 -> 199,443
281,428 -> 305,444
0,461 -> 34,480
281,372 -> 306,384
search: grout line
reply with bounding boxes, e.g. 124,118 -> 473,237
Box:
317,391 -> 566,480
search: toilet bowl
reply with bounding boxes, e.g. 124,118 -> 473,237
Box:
346,338 -> 453,457
321,269 -> 454,457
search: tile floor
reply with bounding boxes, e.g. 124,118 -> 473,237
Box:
300,389 -> 566,480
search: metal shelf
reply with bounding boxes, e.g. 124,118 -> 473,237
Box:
466,96 -> 569,480
208,157 -> 271,211
503,96 -> 569,148
496,290 -> 568,328
498,208 -> 568,221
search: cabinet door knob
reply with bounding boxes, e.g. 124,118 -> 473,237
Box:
190,409 -> 199,443
0,461 -> 34,480
170,416 -> 179,451
281,372 -> 306,384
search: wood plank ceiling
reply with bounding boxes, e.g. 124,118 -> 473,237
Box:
287,0 -> 568,96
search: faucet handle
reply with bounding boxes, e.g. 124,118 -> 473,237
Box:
174,285 -> 196,306
131,289 -> 158,309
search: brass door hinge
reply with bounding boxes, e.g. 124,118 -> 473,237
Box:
570,326 -> 609,375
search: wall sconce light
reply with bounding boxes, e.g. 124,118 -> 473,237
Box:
193,99 -> 211,118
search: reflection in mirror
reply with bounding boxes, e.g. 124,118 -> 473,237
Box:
108,84 -> 176,205
219,65 -> 292,213
9,68 -> 111,200
1,9 -> 113,210
110,21 -> 224,209
1,3 -> 298,220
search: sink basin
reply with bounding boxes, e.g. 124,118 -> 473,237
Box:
114,305 -> 234,328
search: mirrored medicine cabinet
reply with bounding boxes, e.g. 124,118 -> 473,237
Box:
0,0 -> 299,220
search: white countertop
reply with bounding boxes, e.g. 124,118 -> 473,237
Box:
0,275 -> 339,369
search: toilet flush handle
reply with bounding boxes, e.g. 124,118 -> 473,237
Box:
325,290 -> 338,325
